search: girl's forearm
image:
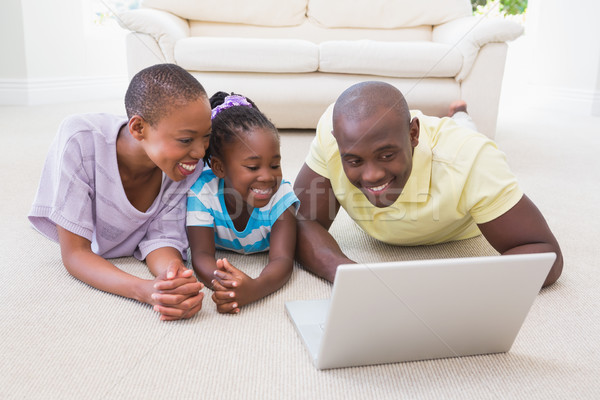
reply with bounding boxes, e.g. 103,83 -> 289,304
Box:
191,252 -> 219,286
254,257 -> 293,299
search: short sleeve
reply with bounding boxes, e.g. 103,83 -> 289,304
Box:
137,193 -> 189,260
264,181 -> 300,225
186,168 -> 219,228
186,192 -> 215,227
305,104 -> 335,179
462,141 -> 523,224
28,127 -> 96,242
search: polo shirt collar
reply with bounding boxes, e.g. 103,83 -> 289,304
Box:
395,130 -> 432,203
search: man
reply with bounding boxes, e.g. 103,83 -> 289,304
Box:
293,81 -> 562,287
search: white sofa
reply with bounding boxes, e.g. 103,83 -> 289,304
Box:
119,0 -> 523,138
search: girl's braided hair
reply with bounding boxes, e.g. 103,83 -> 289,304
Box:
205,91 -> 278,165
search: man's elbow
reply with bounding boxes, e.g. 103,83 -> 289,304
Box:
542,247 -> 563,288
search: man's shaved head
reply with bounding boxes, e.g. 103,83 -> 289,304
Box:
333,81 -> 411,126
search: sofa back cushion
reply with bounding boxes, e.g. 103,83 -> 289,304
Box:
308,0 -> 472,28
319,41 -> 463,78
141,0 -> 308,27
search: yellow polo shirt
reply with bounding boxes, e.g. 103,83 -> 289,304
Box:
305,104 -> 523,245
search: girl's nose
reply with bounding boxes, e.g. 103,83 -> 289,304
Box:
257,167 -> 276,182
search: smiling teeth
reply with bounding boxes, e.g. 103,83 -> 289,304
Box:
369,183 -> 388,192
179,163 -> 196,172
252,188 -> 271,195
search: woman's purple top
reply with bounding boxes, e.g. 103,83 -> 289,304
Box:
28,113 -> 202,260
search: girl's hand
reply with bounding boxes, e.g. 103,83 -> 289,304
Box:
151,261 -> 205,321
211,258 -> 257,314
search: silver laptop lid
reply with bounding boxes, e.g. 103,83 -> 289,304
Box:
316,253 -> 555,369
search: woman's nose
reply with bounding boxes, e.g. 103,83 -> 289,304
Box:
190,140 -> 206,160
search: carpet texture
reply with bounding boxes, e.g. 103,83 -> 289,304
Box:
2,42 -> 600,399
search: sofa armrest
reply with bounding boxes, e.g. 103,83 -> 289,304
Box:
117,9 -> 190,63
432,16 -> 523,81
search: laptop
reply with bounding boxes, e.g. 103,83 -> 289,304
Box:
285,252 -> 556,370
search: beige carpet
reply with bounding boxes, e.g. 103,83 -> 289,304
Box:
2,42 -> 600,399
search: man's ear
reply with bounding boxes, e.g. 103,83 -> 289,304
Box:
128,115 -> 147,142
409,117 -> 420,148
211,157 -> 226,178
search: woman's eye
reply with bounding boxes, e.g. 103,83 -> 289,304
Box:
178,138 -> 192,144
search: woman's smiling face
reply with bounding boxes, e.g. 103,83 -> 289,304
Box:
140,97 -> 212,182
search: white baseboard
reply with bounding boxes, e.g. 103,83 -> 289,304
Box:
527,84 -> 600,117
0,76 -> 128,105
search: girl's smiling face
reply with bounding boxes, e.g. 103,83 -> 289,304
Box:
137,97 -> 212,182
211,127 -> 282,211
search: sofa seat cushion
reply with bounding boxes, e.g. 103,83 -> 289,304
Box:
319,41 -> 463,78
175,38 -> 319,73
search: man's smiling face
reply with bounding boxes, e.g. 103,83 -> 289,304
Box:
333,103 -> 419,208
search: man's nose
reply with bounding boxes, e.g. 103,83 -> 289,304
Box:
362,162 -> 385,183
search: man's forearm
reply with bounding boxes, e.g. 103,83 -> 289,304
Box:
295,219 -> 354,282
503,242 -> 563,287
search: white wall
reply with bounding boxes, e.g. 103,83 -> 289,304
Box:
594,53 -> 600,116
0,0 -> 128,105
526,0 -> 600,116
0,0 -> 27,79
3,0 -> 600,114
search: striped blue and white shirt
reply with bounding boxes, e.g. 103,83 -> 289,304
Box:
186,168 -> 300,254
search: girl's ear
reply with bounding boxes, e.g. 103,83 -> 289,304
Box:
211,157 -> 226,178
128,115 -> 146,141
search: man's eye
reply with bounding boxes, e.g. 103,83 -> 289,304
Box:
381,153 -> 395,160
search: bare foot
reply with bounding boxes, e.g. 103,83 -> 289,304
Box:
447,100 -> 467,117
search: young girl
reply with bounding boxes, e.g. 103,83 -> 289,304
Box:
186,92 -> 299,314
28,64 -> 211,321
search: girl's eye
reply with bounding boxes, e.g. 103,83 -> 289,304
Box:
245,166 -> 259,171
271,164 -> 281,170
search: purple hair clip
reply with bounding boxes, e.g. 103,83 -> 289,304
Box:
211,94 -> 253,119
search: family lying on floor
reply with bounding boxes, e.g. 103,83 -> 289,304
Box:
27,64 -> 563,321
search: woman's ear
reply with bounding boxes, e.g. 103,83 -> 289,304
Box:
128,115 -> 146,141
211,157 -> 226,178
